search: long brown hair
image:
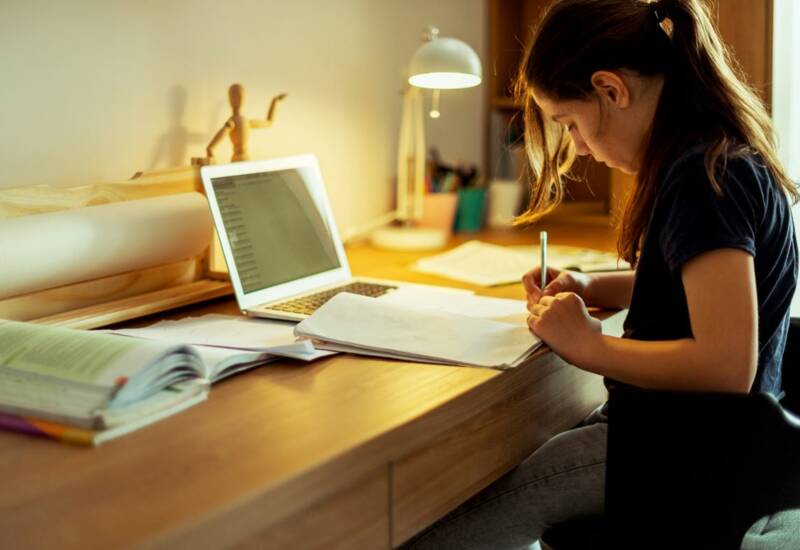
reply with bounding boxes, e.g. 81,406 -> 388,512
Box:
514,0 -> 798,265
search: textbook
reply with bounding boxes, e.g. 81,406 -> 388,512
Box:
0,319 -> 314,445
294,293 -> 543,369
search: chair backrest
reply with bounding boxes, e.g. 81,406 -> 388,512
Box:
606,386 -> 800,548
781,317 -> 800,415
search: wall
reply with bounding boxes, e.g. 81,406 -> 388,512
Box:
772,0 -> 800,315
0,0 -> 485,237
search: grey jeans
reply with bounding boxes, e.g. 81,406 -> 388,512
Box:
407,405 -> 799,550
408,408 -> 608,549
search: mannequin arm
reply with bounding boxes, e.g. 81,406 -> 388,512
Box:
250,93 -> 287,128
206,119 -> 233,156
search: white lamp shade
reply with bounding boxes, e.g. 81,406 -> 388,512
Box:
408,37 -> 482,89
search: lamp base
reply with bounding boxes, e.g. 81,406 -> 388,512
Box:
370,226 -> 448,251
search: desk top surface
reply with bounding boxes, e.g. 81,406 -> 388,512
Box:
0,223 -> 617,549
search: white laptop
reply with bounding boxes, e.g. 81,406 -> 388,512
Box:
201,154 -> 464,321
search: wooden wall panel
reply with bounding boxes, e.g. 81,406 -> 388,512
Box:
714,0 -> 773,105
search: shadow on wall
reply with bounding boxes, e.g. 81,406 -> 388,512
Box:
148,85 -> 207,170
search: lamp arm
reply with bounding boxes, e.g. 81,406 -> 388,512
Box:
412,88 -> 426,221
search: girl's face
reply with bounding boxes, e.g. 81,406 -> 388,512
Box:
532,72 -> 662,175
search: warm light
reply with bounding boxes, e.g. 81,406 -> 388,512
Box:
408,72 -> 482,89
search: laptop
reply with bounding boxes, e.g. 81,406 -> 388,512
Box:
200,154 -> 461,321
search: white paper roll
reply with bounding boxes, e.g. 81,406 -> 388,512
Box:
0,193 -> 213,300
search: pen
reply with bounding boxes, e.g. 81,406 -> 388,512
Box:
540,230 -> 548,290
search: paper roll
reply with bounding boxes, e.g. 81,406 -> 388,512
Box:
0,193 -> 213,300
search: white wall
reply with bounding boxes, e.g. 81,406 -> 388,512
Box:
0,0 -> 485,236
772,0 -> 800,315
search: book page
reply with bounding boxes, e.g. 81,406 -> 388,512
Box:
106,314 -> 335,370
0,320 -> 176,388
110,314 -> 301,350
0,367 -> 111,425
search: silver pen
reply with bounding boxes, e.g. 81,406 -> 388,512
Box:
540,230 -> 548,290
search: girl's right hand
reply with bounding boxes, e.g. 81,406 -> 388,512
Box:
522,267 -> 593,305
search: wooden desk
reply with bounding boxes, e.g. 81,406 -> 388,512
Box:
0,225 -> 615,549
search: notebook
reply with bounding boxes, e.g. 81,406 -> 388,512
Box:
201,154 -> 466,321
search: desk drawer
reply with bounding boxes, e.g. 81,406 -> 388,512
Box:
391,356 -> 606,546
235,466 -> 390,550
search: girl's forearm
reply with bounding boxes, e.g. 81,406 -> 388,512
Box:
584,271 -> 635,309
576,334 -> 755,393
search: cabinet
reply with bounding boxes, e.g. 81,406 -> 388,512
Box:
485,0 -> 773,221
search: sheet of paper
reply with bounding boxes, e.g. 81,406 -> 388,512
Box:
295,293 -> 541,369
109,314 -> 334,361
509,245 -> 630,273
414,241 -> 533,286
414,240 -> 629,287
378,287 -> 528,325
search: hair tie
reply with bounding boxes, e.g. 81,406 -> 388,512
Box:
650,2 -> 674,39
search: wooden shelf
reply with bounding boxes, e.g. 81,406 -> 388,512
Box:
546,201 -> 613,226
492,96 -> 522,110
33,279 -> 233,330
486,0 -> 612,215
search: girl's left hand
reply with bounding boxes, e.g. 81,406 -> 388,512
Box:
528,292 -> 603,364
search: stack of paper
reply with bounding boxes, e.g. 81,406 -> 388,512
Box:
414,240 -> 629,287
294,293 -> 542,369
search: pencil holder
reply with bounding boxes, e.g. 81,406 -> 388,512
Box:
420,192 -> 458,234
454,188 -> 486,233
487,179 -> 523,227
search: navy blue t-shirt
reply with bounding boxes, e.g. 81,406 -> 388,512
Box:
622,146 -> 798,396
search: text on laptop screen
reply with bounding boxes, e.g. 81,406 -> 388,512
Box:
211,168 -> 341,293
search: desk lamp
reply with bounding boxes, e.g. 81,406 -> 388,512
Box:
371,27 -> 482,250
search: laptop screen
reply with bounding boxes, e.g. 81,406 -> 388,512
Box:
210,168 -> 341,293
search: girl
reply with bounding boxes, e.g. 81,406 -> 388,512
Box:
410,0 -> 798,547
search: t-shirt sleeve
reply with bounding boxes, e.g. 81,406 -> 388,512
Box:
657,155 -> 758,274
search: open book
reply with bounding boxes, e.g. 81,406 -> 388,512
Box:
294,293 -> 543,369
0,319 -> 322,445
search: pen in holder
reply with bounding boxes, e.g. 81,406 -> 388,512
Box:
420,148 -> 482,234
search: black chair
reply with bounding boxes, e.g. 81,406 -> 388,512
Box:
780,317 -> 800,416
605,387 -> 800,548
541,318 -> 800,549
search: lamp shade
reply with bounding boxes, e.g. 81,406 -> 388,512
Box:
408,37 -> 482,89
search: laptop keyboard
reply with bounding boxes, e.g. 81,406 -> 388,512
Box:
268,282 -> 397,315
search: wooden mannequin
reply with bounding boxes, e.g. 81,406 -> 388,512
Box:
199,84 -> 286,164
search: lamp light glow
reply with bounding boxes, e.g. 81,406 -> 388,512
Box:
409,72 -> 482,89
